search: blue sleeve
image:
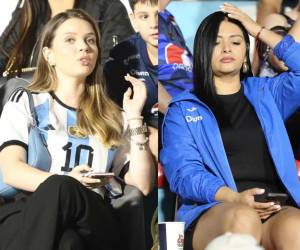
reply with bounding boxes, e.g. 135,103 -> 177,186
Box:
267,35 -> 300,119
160,103 -> 225,203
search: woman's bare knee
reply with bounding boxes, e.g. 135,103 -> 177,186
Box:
192,203 -> 262,250
265,207 -> 300,250
222,203 -> 262,241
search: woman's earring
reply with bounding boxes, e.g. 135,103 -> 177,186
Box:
242,62 -> 248,73
49,61 -> 56,67
47,56 -> 55,67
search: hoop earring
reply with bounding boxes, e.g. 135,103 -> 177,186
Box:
242,62 -> 248,73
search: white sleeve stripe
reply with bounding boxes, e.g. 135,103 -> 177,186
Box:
9,90 -> 20,102
9,89 -> 24,102
15,90 -> 25,102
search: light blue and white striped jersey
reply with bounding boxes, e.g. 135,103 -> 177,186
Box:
0,89 -> 129,177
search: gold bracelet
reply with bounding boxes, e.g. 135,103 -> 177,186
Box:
128,123 -> 148,136
131,137 -> 149,150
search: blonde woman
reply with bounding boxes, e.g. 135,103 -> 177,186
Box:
0,9 -> 154,250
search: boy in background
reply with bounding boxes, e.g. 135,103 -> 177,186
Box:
104,0 -> 158,128
104,0 -> 158,161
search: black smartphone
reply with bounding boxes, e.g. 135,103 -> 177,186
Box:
267,192 -> 289,206
255,192 -> 288,206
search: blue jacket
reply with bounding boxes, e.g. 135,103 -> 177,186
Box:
160,35 -> 300,230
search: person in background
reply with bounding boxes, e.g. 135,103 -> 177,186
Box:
0,0 -> 134,77
103,2 -> 158,248
253,0 -> 298,75
256,0 -> 300,158
0,9 -> 154,250
161,3 -> 300,250
104,0 -> 158,161
158,0 -> 193,114
256,0 -> 299,25
256,0 -> 300,77
157,0 -> 193,223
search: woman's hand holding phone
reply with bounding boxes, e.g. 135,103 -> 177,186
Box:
82,172 -> 115,188
236,188 -> 281,220
69,165 -> 114,188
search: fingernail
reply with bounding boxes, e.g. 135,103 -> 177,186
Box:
274,205 -> 281,209
269,202 -> 275,206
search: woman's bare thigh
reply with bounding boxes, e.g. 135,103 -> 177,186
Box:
262,206 -> 300,250
191,202 -> 261,250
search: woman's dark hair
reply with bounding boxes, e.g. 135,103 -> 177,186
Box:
193,11 -> 253,109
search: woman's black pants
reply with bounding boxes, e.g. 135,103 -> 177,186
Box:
0,175 -> 122,250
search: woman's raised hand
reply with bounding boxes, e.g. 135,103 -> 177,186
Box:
123,74 -> 147,118
220,3 -> 262,38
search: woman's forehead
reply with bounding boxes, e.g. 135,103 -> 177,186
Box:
55,18 -> 95,35
217,21 -> 244,37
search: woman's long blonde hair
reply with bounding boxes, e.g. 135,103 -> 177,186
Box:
27,9 -> 123,147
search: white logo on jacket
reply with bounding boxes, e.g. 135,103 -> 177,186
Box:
185,115 -> 203,122
187,107 -> 197,112
130,69 -> 149,77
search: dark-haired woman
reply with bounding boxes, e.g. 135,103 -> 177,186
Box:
161,3 -> 300,250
